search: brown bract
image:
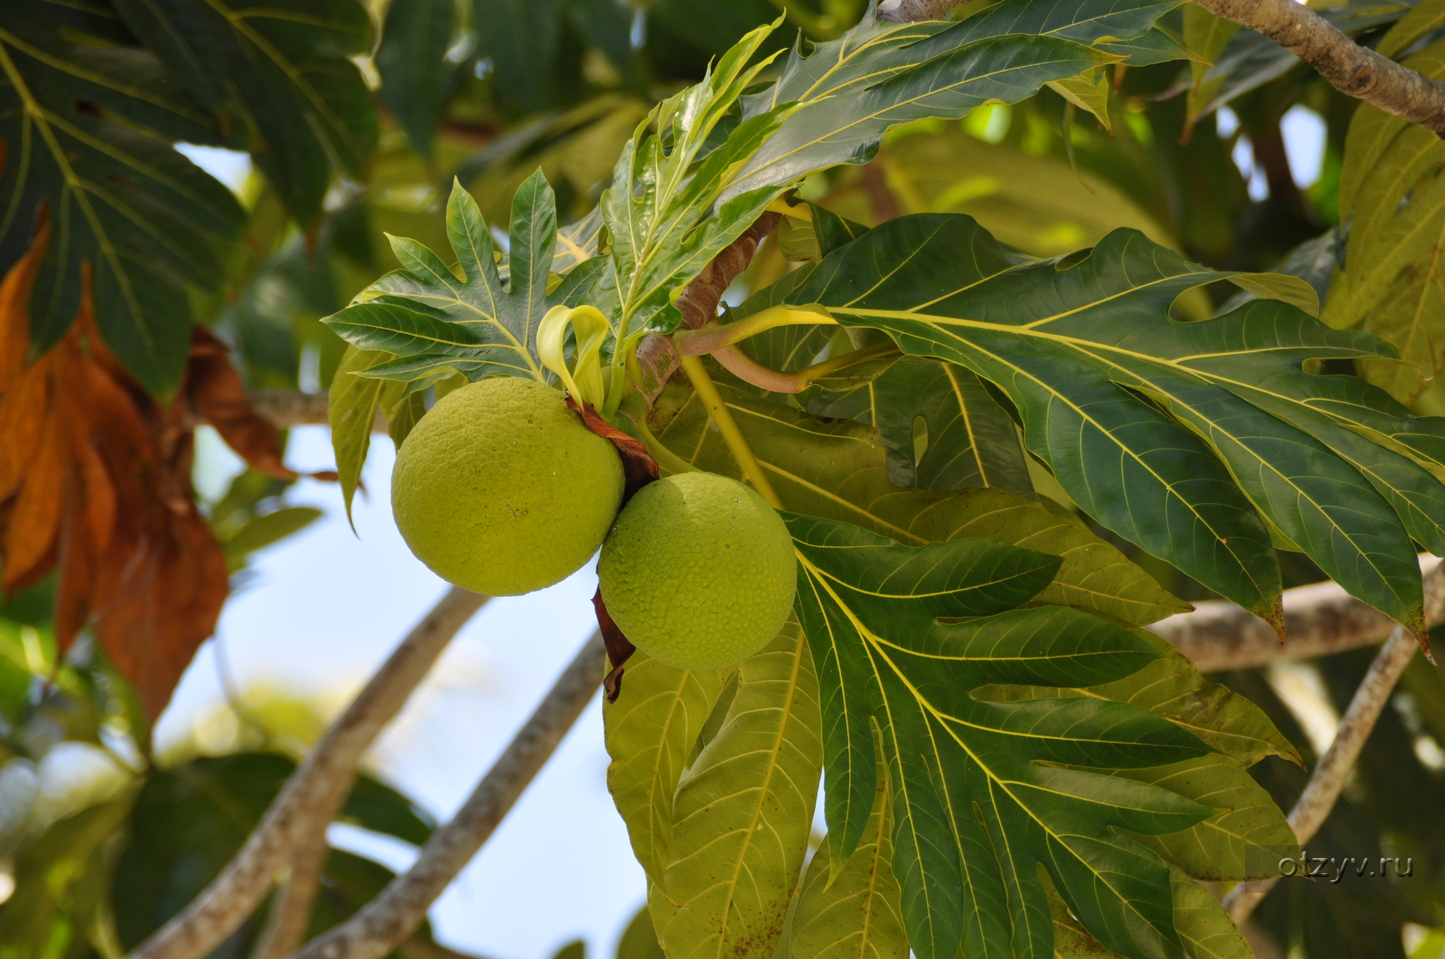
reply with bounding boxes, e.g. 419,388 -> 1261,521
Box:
566,396 -> 660,700
0,214 -> 321,720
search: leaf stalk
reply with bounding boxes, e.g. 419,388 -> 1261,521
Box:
678,355 -> 784,508
711,342 -> 899,394
673,305 -> 836,356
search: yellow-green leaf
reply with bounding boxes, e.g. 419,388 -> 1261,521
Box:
1118,755 -> 1299,883
605,655 -> 727,885
329,345 -> 391,525
651,620 -> 823,959
790,750 -> 907,959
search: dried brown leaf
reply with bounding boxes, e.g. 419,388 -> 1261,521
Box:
186,327 -> 297,480
0,214 -> 310,719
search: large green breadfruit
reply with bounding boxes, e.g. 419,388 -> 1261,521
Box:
598,472 -> 796,670
392,377 -> 624,596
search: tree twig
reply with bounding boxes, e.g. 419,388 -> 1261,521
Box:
247,390 -> 333,427
283,631 -> 608,959
127,587 -> 490,959
1221,560 -> 1445,924
632,214 -> 783,404
1149,554 -> 1441,670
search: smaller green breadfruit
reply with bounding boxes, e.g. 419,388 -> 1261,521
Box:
599,472 -> 796,670
391,376 -> 624,596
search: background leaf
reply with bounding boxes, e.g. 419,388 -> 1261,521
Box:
1325,33 -> 1445,404
378,0 -> 459,158
0,2 -> 246,393
112,0 -> 378,227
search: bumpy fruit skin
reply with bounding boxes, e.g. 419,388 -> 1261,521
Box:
391,376 -> 624,596
599,472 -> 796,670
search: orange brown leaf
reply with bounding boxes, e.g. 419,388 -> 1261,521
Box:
0,213 -> 316,720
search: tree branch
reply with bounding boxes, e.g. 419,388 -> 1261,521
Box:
284,631 -> 608,959
248,390 -> 332,427
877,0 -> 1445,135
1149,554 -> 1441,670
1190,0 -> 1445,135
127,587 -> 489,959
1221,560 -> 1445,924
248,836 -> 331,959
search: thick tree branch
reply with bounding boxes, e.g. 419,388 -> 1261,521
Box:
1221,560 -> 1445,923
1149,554 -> 1441,670
127,587 -> 489,959
284,631 -> 608,959
1190,0 -> 1445,135
877,0 -> 1445,135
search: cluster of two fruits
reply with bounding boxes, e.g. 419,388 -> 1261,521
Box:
391,377 -> 797,670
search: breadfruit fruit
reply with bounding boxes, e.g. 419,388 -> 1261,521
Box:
598,472 -> 796,670
391,376 -> 624,596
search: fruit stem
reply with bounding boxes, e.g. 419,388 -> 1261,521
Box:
604,356 -> 629,418
678,355 -> 784,509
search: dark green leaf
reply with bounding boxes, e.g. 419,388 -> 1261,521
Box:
475,0 -> 562,113
0,0 -> 246,394
724,0 -> 1171,200
647,0 -> 779,57
567,0 -> 636,82
113,752 -> 430,948
744,215 -> 1445,640
809,356 -> 1034,497
112,0 -> 378,226
378,0 -> 458,158
626,381 -> 1190,627
787,511 -> 1213,959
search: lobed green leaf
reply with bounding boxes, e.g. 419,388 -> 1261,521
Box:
739,214 -> 1445,640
